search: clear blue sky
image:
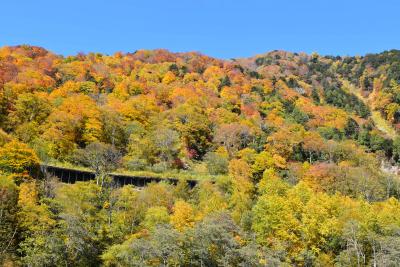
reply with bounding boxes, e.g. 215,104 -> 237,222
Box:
1,0 -> 399,58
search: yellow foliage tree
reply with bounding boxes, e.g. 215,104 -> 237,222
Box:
170,199 -> 195,231
228,159 -> 254,223
0,140 -> 40,176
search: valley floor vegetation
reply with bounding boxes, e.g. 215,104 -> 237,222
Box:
1,45 -> 400,266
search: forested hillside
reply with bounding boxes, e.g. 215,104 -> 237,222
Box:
1,45 -> 400,266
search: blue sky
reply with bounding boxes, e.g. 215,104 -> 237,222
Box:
1,0 -> 399,58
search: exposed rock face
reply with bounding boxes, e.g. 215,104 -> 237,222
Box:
381,160 -> 400,176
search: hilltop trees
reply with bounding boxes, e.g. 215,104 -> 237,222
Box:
1,45 -> 399,176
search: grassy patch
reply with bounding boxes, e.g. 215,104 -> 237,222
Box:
343,79 -> 397,139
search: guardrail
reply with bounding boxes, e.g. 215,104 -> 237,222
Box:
41,164 -> 198,188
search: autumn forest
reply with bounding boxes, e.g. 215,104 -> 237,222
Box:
2,45 -> 400,266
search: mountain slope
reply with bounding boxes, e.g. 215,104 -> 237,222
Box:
2,45 -> 400,266
0,45 -> 398,196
